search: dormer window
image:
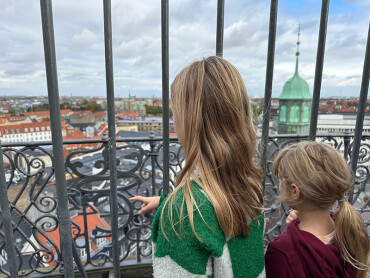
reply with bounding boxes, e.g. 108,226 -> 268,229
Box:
41,127 -> 45,131
25,128 -> 28,132
96,237 -> 107,246
30,128 -> 34,132
36,127 -> 40,131
47,126 -> 50,131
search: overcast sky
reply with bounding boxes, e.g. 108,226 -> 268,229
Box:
0,0 -> 369,99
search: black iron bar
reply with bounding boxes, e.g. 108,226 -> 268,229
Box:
261,0 -> 278,190
103,0 -> 120,276
343,129 -> 351,160
216,0 -> 225,57
0,143 -> 19,277
309,0 -> 330,140
72,241 -> 88,278
349,22 -> 370,203
39,1 -> 75,276
149,133 -> 157,196
161,0 -> 170,197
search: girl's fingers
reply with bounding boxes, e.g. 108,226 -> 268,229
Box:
129,196 -> 144,202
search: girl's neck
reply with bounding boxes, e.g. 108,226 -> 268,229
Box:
296,205 -> 335,237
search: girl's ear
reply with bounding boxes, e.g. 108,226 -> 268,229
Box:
290,183 -> 301,201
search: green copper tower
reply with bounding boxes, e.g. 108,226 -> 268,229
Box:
278,25 -> 312,134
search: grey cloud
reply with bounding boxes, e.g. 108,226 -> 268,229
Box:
4,66 -> 38,76
70,29 -> 100,50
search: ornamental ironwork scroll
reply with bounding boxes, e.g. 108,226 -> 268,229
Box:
0,135 -> 368,277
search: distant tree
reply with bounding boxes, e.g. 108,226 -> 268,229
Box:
59,101 -> 102,112
41,117 -> 50,122
252,104 -> 263,119
85,101 -> 103,112
251,104 -> 263,125
145,105 -> 162,116
27,103 -> 49,112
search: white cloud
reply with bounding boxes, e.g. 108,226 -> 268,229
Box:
0,0 -> 368,97
70,29 -> 99,50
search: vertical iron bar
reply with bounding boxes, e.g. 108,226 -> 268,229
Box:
39,1 -> 75,277
161,0 -> 170,197
309,0 -> 330,140
261,0 -> 278,189
72,241 -> 88,278
103,0 -> 120,276
343,129 -> 351,160
216,0 -> 225,57
149,133 -> 157,196
0,144 -> 18,278
349,22 -> 370,204
136,230 -> 141,263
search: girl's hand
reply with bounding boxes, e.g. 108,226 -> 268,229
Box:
286,210 -> 299,225
129,196 -> 160,214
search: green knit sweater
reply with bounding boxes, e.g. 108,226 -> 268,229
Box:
152,181 -> 265,278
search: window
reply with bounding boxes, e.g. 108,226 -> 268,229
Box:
41,127 -> 45,131
289,106 -> 300,123
302,106 -> 310,123
16,129 -> 20,133
279,106 -> 287,122
96,237 -> 106,246
47,126 -> 50,131
80,242 -> 91,258
25,128 -> 28,132
30,128 -> 34,132
80,248 -> 87,258
36,127 -> 40,131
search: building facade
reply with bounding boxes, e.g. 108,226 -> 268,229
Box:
0,122 -> 66,143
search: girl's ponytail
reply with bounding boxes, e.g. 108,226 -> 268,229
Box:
334,200 -> 369,278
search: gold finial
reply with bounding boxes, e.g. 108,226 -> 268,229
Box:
296,23 -> 301,57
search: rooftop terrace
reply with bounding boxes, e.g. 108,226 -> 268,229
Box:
0,0 -> 369,277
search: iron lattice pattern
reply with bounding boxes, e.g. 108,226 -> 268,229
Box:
0,135 -> 368,276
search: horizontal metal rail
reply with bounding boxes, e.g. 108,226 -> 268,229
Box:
2,132 -> 370,148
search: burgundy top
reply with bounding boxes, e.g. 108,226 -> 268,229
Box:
265,220 -> 356,278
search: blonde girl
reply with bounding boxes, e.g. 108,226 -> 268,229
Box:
131,56 -> 265,277
265,141 -> 369,278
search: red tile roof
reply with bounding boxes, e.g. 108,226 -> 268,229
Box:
25,109 -> 73,117
117,112 -> 138,120
36,206 -> 111,265
72,110 -> 92,116
89,111 -> 106,118
7,116 -> 27,122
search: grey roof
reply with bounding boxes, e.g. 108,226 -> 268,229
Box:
116,130 -> 162,139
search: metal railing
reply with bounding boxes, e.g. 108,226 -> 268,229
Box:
0,133 -> 369,277
0,0 -> 369,277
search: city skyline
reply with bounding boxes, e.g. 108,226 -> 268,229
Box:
0,0 -> 369,98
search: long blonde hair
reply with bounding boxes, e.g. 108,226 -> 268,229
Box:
274,142 -> 369,278
161,56 -> 263,240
